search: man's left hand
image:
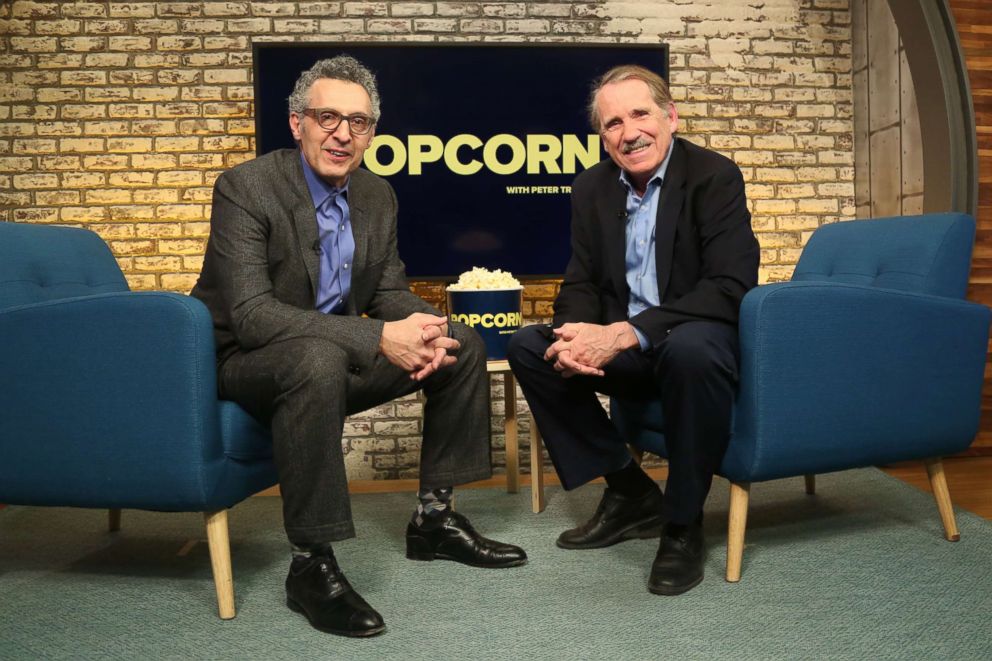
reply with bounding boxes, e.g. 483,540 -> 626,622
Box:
544,321 -> 640,374
380,313 -> 459,380
411,318 -> 457,381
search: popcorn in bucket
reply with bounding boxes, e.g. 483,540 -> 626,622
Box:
446,267 -> 523,360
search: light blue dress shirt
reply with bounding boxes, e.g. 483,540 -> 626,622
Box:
620,138 -> 675,350
300,152 -> 356,315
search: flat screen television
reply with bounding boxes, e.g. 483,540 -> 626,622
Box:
253,43 -> 669,279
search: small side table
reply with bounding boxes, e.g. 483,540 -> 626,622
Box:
487,360 -> 518,493
486,360 -> 545,513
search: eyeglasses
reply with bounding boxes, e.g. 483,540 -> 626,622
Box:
302,108 -> 376,136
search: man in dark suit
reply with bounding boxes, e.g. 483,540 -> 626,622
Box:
508,65 -> 759,595
192,56 -> 525,637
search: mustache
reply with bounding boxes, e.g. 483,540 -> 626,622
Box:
621,137 -> 651,154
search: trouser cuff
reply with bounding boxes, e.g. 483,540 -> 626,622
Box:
285,520 -> 356,546
419,461 -> 492,491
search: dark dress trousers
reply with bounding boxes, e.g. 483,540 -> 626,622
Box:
508,138 -> 759,524
192,148 -> 492,545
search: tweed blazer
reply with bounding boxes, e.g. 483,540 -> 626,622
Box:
192,148 -> 437,371
553,137 -> 760,348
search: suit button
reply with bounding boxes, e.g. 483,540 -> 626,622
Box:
348,365 -> 361,375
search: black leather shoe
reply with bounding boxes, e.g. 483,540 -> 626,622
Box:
556,487 -> 664,549
406,510 -> 527,568
285,552 -> 386,637
648,521 -> 704,595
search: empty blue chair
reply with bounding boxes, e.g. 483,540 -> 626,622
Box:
0,222 -> 277,618
611,213 -> 990,581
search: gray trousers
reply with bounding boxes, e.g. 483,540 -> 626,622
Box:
218,322 -> 492,545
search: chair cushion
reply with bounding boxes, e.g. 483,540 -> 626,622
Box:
219,400 -> 273,460
610,398 -> 668,457
791,213 -> 975,298
0,223 -> 128,310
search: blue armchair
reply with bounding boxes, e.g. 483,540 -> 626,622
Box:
611,212 -> 990,581
0,222 -> 277,618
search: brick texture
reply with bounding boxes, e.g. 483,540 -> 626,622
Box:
0,0 -> 854,480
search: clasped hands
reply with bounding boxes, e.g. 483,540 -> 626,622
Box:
380,312 -> 459,381
544,321 -> 640,378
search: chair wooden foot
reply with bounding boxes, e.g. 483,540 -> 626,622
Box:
204,510 -> 236,619
531,422 -> 546,513
804,474 -> 815,495
925,459 -> 960,541
726,482 -> 750,582
108,508 -> 121,532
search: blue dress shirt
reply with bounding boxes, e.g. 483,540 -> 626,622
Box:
300,152 -> 356,315
620,139 -> 675,350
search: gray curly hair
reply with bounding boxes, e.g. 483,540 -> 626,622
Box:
287,55 -> 381,122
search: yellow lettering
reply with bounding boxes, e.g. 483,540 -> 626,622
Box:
365,135 -> 406,176
482,134 -> 526,175
407,135 -> 444,175
450,310 -> 523,329
526,134 -> 562,175
365,134 -> 599,176
444,134 -> 484,175
562,134 -> 601,173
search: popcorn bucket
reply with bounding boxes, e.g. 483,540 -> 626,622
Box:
446,287 -> 524,360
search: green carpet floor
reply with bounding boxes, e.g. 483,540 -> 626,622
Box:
1,468 -> 991,660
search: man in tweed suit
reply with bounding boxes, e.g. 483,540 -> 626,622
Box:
192,56 -> 525,637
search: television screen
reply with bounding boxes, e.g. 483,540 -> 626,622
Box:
254,43 -> 669,279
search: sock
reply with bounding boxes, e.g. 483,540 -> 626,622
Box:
290,542 -> 333,561
604,459 -> 657,499
667,512 -> 704,527
413,486 -> 453,526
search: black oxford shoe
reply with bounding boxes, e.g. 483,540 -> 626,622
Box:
406,510 -> 527,568
285,552 -> 386,637
648,521 -> 705,595
556,487 -> 664,550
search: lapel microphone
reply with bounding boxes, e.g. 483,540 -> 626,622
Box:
311,240 -> 322,255
618,211 -> 628,220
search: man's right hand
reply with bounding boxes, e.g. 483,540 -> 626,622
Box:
380,313 -> 460,380
551,348 -> 605,378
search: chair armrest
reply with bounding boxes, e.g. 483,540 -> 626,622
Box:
0,292 -> 223,508
726,282 -> 991,482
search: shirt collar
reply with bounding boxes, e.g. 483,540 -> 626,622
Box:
618,137 -> 676,195
300,150 -> 349,209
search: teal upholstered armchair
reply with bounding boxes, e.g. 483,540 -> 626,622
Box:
0,222 -> 277,619
611,213 -> 991,581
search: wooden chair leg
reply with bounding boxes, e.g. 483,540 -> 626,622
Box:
531,422 -> 546,513
108,508 -> 121,532
504,372 -> 519,494
726,482 -> 750,583
925,459 -> 960,542
204,510 -> 236,619
804,474 -> 815,495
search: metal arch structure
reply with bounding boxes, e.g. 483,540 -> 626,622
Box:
888,0 -> 978,215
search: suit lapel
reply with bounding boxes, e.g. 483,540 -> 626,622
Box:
599,172 -> 630,302
655,139 -> 687,300
286,151 -> 320,294
343,171 -> 370,316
